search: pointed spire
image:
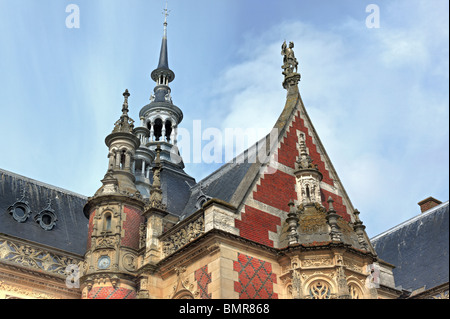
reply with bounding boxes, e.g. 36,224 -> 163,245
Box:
326,196 -> 342,242
296,134 -> 313,170
327,196 -> 335,212
157,4 -> 169,70
122,89 -> 130,116
353,209 -> 369,250
113,89 -> 135,133
286,200 -> 300,245
151,3 -> 175,83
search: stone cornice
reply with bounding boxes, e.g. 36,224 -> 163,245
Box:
83,193 -> 145,218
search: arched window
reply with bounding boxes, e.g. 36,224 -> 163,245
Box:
172,290 -> 195,299
104,213 -> 112,232
120,151 -> 126,169
165,120 -> 172,142
154,118 -> 163,141
349,283 -> 363,299
308,281 -> 331,299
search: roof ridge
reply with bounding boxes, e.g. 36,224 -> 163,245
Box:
0,168 -> 88,199
371,200 -> 449,242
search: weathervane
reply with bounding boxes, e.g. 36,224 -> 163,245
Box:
162,2 -> 170,36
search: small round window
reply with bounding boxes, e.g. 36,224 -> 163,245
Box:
35,210 -> 57,231
8,202 -> 32,223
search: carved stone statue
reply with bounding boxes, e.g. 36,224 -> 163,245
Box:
281,41 -> 301,89
281,41 -> 298,74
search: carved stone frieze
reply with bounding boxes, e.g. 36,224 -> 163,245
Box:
0,280 -> 57,299
95,234 -> 119,249
0,237 -> 82,278
162,216 -> 204,257
301,257 -> 333,268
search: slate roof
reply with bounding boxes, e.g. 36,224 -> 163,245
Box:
159,165 -> 196,217
371,201 -> 449,292
0,168 -> 88,256
180,160 -> 253,219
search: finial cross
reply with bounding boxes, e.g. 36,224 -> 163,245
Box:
163,2 -> 170,22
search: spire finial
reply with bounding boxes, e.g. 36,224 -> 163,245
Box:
162,2 -> 170,38
122,89 -> 130,115
281,40 -> 301,89
327,196 -> 335,212
151,2 -> 174,82
112,89 -> 134,133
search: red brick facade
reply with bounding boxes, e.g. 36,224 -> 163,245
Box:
195,265 -> 212,299
121,205 -> 144,250
277,110 -> 333,186
235,205 -> 281,247
253,169 -> 297,212
233,253 -> 278,299
235,107 -> 352,247
321,188 -> 350,221
87,286 -> 136,299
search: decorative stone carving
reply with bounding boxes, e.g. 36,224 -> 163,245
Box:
326,197 -> 342,242
298,207 -> 328,234
122,253 -> 137,272
139,222 -> 147,249
34,199 -> 58,231
335,265 -> 351,299
302,257 -> 333,268
281,41 -> 301,89
95,235 -> 118,249
308,280 -> 331,299
204,208 -> 237,235
0,236 -> 82,277
353,209 -> 369,250
294,133 -> 323,206
286,200 -> 299,245
171,266 -> 199,299
348,283 -> 362,299
7,188 -> 32,223
0,281 -> 57,299
162,216 -> 204,257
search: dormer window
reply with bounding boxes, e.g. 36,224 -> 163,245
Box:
34,208 -> 57,231
195,194 -> 211,210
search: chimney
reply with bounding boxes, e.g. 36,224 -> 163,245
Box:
417,197 -> 442,213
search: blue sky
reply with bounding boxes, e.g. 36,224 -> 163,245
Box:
0,0 -> 448,238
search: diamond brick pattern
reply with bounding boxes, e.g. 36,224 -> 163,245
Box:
87,286 -> 136,299
195,265 -> 212,299
233,253 -> 278,299
122,206 -> 144,250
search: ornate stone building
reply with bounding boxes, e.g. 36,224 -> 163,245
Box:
0,13 -> 447,300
